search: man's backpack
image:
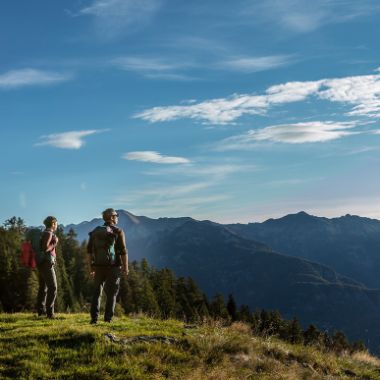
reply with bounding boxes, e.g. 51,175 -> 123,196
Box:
90,225 -> 117,266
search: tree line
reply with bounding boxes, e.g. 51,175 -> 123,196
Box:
0,217 -> 366,354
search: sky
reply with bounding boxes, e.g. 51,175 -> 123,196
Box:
1,0 -> 380,226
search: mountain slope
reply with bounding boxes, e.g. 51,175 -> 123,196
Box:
64,210 -> 380,354
142,219 -> 380,353
227,211 -> 380,288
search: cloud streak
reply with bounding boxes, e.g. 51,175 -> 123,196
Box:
135,70 -> 380,124
35,130 -> 107,149
79,0 -> 163,39
123,151 -> 191,164
215,121 -> 360,150
0,69 -> 71,89
112,56 -> 195,80
220,55 -> 294,73
244,0 -> 380,34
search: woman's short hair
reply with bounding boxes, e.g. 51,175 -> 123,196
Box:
43,216 -> 57,228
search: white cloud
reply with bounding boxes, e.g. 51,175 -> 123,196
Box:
220,55 -> 294,73
135,70 -> 380,124
216,121 -> 360,149
113,57 -> 185,73
0,69 -> 71,89
135,94 -> 268,124
123,151 -> 191,164
244,0 -> 380,34
36,130 -> 107,149
265,80 -> 323,103
111,51 -> 297,81
79,0 -> 163,39
112,56 -> 195,80
319,75 -> 380,117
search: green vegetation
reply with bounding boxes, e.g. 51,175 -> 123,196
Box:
1,217 -> 379,378
0,313 -> 379,380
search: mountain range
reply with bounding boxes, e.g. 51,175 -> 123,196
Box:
64,210 -> 380,354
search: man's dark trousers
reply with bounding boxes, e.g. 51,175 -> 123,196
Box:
37,262 -> 57,317
91,266 -> 121,322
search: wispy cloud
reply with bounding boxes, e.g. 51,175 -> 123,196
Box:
112,56 -> 195,80
122,151 -> 191,164
220,55 -> 294,73
112,53 -> 294,80
112,159 -> 255,218
143,163 -> 259,181
112,181 -> 230,217
78,0 -> 163,39
215,121 -> 360,149
0,69 -> 71,89
244,0 -> 380,34
35,130 -> 107,150
135,70 -> 380,124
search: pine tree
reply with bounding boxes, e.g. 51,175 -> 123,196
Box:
286,317 -> 304,344
151,268 -> 176,319
210,294 -> 229,320
227,294 -> 238,322
304,324 -> 322,347
332,331 -> 350,353
238,304 -> 251,323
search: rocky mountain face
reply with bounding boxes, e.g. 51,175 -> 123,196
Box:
64,210 -> 380,353
227,211 -> 380,289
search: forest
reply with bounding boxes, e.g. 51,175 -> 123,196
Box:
0,216 -> 366,355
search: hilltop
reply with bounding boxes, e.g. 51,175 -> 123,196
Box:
63,211 -> 380,354
0,313 -> 379,380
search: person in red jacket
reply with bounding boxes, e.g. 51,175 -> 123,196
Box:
36,216 -> 59,318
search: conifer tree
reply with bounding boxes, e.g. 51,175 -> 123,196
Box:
238,304 -> 251,323
210,294 -> 229,320
151,268 -> 176,319
332,331 -> 350,353
304,324 -> 322,347
227,294 -> 238,322
287,317 -> 304,344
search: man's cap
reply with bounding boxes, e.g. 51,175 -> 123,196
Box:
102,208 -> 119,220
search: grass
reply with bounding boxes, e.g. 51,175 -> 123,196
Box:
0,314 -> 379,379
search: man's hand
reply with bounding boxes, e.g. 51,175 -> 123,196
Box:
90,264 -> 95,278
122,266 -> 129,275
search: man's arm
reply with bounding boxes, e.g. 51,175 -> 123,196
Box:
87,232 -> 95,270
117,229 -> 129,274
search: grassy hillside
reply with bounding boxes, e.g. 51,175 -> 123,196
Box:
0,314 -> 379,380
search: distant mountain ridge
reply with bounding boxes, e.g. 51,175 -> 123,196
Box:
227,211 -> 380,289
64,210 -> 380,353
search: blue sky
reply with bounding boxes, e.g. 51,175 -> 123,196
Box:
1,0 -> 380,226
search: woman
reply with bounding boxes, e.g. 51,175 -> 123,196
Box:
36,216 -> 59,318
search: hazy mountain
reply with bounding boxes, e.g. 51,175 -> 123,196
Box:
227,211 -> 380,288
143,219 -> 380,352
65,211 -> 380,353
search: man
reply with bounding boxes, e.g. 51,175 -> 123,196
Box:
37,216 -> 59,319
88,208 -> 128,324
